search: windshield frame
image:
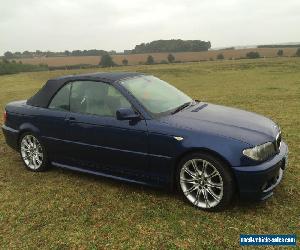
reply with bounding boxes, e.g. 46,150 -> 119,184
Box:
119,75 -> 193,118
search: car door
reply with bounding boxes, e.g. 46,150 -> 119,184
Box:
64,80 -> 150,181
38,83 -> 72,163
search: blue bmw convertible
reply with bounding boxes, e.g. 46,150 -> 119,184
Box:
2,72 -> 288,211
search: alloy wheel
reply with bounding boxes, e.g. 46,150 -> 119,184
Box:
180,158 -> 223,209
20,135 -> 44,170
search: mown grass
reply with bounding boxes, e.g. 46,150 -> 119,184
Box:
0,58 -> 299,249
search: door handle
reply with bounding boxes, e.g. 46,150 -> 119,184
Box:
65,117 -> 76,122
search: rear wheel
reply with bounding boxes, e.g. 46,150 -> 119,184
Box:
177,152 -> 235,211
19,133 -> 49,171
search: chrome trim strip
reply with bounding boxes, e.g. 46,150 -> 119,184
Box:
275,132 -> 282,152
2,124 -> 19,133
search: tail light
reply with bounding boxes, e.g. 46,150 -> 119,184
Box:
3,111 -> 7,124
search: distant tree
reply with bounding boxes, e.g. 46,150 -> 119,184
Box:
35,50 -> 43,56
2,58 -> 9,64
122,58 -> 128,66
22,51 -> 33,58
296,48 -> 300,57
167,53 -> 175,63
160,60 -> 168,64
246,51 -> 260,59
217,53 -> 224,60
146,55 -> 154,64
277,49 -> 283,57
64,50 -> 71,56
108,50 -> 117,55
14,52 -> 22,58
99,53 -> 116,67
72,50 -> 82,56
4,51 -> 14,59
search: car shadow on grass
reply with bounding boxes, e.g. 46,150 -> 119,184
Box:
48,165 -> 268,212
4,150 -> 271,213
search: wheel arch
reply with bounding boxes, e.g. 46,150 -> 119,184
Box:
172,147 -> 237,190
17,123 -> 41,147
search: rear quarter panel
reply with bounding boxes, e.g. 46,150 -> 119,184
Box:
4,101 -> 66,145
5,101 -> 41,134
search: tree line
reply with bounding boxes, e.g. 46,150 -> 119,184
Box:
2,48 -> 300,74
3,49 -> 116,59
258,44 -> 300,48
99,53 -> 177,67
2,39 -> 211,58
128,39 -> 211,54
100,48 -> 300,67
0,59 -> 48,75
3,41 -> 300,59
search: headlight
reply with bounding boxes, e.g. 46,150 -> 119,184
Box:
243,142 -> 276,161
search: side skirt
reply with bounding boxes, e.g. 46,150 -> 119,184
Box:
51,161 -> 162,188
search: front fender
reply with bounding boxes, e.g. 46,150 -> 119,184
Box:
177,132 -> 252,167
148,120 -> 252,170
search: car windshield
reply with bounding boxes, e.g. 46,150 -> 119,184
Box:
121,75 -> 192,116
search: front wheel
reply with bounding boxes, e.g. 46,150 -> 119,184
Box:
177,152 -> 235,211
19,133 -> 49,172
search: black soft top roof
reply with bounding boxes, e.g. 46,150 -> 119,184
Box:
27,72 -> 144,108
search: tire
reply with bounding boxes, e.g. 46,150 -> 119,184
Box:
176,152 -> 235,211
19,132 -> 49,172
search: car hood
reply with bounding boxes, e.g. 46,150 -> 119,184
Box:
160,102 -> 279,146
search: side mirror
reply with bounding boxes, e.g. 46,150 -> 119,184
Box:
116,108 -> 140,120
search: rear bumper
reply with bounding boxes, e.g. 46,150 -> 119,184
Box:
2,125 -> 19,151
232,141 -> 288,201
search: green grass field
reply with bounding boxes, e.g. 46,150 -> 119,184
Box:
0,58 -> 299,249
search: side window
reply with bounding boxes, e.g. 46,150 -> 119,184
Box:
70,81 -> 131,117
48,84 -> 71,111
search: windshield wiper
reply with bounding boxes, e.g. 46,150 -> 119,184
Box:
171,101 -> 193,114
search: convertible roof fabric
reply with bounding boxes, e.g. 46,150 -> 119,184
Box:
27,72 -> 144,108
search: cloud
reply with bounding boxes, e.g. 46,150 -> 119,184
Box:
0,0 -> 299,55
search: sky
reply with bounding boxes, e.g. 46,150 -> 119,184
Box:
1,0 -> 300,55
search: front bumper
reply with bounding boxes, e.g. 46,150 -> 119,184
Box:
2,125 -> 19,151
232,141 -> 288,201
